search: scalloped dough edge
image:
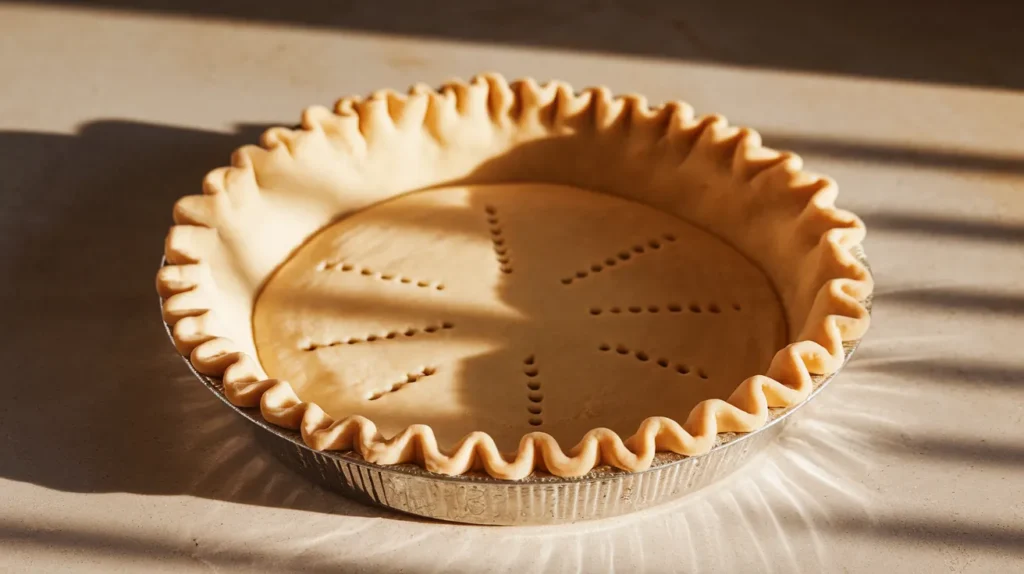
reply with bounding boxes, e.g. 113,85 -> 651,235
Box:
157,73 -> 873,480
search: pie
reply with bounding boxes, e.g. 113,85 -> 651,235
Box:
157,74 -> 873,480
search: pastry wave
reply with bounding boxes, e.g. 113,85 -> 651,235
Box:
157,73 -> 873,480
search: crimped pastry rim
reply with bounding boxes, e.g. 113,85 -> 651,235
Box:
156,73 -> 873,480
159,274 -> 867,485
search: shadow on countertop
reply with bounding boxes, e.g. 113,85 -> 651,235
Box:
0,121 -> 398,520
11,0 -> 1024,91
1,120 -> 1021,500
2,119 -> 1023,569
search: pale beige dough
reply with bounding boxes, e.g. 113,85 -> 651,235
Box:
253,183 -> 786,451
160,74 -> 874,478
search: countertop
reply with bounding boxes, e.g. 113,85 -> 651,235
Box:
1,2 -> 1022,572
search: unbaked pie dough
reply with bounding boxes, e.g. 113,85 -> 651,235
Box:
254,183 -> 787,451
158,74 -> 873,479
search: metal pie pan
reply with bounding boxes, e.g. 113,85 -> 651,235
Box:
160,252 -> 869,525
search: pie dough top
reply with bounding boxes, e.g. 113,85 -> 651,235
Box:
157,74 -> 873,479
253,183 -> 787,451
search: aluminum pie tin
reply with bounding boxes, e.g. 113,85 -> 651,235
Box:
159,249 -> 869,525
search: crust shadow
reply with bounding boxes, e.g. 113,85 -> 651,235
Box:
0,121 -> 394,518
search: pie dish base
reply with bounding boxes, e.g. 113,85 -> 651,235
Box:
253,182 -> 788,452
162,261 -> 867,524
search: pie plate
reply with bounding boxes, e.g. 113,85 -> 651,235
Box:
159,249 -> 869,525
157,75 -> 874,523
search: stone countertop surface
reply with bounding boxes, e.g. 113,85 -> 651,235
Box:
1,2 -> 1022,572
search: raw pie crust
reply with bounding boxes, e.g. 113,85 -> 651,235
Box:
158,74 -> 873,480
